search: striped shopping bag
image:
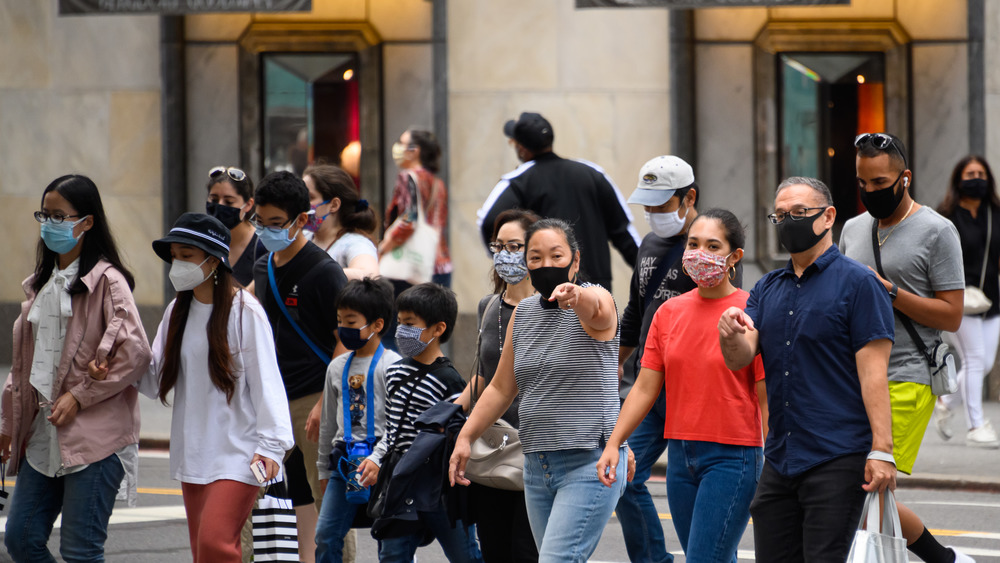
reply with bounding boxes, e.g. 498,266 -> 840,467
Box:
252,476 -> 298,561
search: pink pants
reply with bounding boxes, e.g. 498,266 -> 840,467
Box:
182,480 -> 260,563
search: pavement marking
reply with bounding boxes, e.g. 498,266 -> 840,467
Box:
5,479 -> 182,497
0,505 -> 188,530
928,529 -> 1000,540
909,500 -> 1000,508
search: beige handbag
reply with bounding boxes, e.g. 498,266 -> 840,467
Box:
464,295 -> 525,491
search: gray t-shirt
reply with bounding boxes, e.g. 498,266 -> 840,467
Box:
839,206 -> 965,384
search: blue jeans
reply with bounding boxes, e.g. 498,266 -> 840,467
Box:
666,441 -> 762,563
5,453 -> 125,563
315,475 -> 360,563
616,388 -> 673,563
377,513 -> 482,563
523,448 -> 626,563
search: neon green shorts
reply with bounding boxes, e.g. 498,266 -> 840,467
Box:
889,381 -> 935,475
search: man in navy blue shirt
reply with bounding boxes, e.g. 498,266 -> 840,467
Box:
719,176 -> 897,562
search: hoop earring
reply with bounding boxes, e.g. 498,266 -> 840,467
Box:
728,266 -> 736,281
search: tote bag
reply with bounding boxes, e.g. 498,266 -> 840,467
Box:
846,490 -> 908,563
380,172 -> 440,285
252,475 -> 299,562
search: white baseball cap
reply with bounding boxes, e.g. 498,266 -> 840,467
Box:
627,155 -> 695,207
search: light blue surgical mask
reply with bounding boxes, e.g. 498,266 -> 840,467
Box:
40,217 -> 88,255
255,223 -> 298,253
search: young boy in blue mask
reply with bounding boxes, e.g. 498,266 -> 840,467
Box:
316,278 -> 402,563
357,283 -> 482,563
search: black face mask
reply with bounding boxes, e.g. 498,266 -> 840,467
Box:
206,201 -> 243,230
859,172 -> 906,220
777,210 -> 829,254
959,178 -> 990,200
529,264 -> 574,309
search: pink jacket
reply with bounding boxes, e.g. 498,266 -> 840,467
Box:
2,260 -> 151,475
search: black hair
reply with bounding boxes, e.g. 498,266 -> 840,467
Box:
303,164 -> 377,235
396,282 -> 458,343
672,182 -> 700,207
938,155 -> 1000,217
254,171 -> 310,219
525,217 -> 581,259
690,208 -> 746,258
856,133 -> 908,172
408,130 -> 442,174
33,175 -> 135,295
336,277 -> 396,336
776,176 -> 835,207
490,208 -> 541,294
207,167 -> 255,220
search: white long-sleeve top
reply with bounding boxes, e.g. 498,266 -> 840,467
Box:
142,289 -> 294,486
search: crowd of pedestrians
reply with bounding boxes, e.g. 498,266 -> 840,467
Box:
2,114 -> 995,563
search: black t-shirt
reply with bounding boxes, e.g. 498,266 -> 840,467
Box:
232,235 -> 266,287
253,241 -> 348,400
619,231 -> 743,398
947,201 -> 1000,316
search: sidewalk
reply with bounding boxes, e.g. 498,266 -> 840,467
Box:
652,400 -> 1000,493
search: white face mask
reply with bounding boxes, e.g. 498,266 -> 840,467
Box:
169,257 -> 211,292
645,205 -> 688,239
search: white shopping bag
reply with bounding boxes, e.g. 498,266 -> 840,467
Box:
846,489 -> 908,563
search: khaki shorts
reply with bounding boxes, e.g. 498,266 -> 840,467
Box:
889,380 -> 935,475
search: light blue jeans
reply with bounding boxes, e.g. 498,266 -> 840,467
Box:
666,440 -> 762,563
4,453 -> 124,563
315,474 -> 359,563
616,388 -> 673,563
523,447 -> 626,563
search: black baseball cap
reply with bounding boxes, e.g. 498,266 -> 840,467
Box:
152,212 -> 232,271
503,112 -> 554,152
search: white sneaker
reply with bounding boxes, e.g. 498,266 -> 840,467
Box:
966,420 -> 1000,449
935,402 -> 954,441
949,546 -> 976,562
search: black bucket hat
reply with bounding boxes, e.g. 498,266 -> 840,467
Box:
152,212 -> 232,271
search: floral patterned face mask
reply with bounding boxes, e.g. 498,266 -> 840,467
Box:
681,248 -> 732,288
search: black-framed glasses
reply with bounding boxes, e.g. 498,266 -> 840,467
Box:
209,166 -> 247,183
767,207 -> 829,225
855,133 -> 908,167
489,242 -> 525,253
34,211 -> 82,224
248,213 -> 292,232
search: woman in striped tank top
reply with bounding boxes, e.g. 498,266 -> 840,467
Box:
450,218 -> 632,562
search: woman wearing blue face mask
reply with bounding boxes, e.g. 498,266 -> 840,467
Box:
3,175 -> 152,562
205,166 -> 265,287
454,208 -> 540,563
115,213 -> 294,562
303,165 -> 379,281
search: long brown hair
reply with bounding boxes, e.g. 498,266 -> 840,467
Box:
158,265 -> 239,404
937,155 -> 1000,217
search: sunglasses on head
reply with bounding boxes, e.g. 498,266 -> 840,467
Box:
854,133 -> 907,167
209,166 -> 247,183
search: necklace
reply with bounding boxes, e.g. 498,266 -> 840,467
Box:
878,199 -> 916,247
498,291 -> 506,355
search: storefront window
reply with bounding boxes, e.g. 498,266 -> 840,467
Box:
262,53 -> 360,178
779,52 -> 885,225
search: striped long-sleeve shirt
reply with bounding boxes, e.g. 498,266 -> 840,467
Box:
367,356 -> 465,466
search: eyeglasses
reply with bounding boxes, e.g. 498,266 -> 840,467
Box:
248,213 -> 292,232
855,133 -> 908,167
34,211 -> 82,224
489,242 -> 525,253
209,166 -> 247,183
767,207 -> 829,225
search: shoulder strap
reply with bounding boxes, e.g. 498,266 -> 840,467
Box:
471,294 -> 502,408
342,343 -> 385,448
644,240 -> 686,311
980,210 -> 991,289
267,251 -> 332,365
870,219 -> 933,363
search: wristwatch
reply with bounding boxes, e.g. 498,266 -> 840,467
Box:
888,283 -> 898,302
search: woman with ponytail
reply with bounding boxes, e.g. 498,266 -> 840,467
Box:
303,164 -> 379,280
97,213 -> 294,562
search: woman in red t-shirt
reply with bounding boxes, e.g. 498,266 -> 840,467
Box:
598,208 -> 768,563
